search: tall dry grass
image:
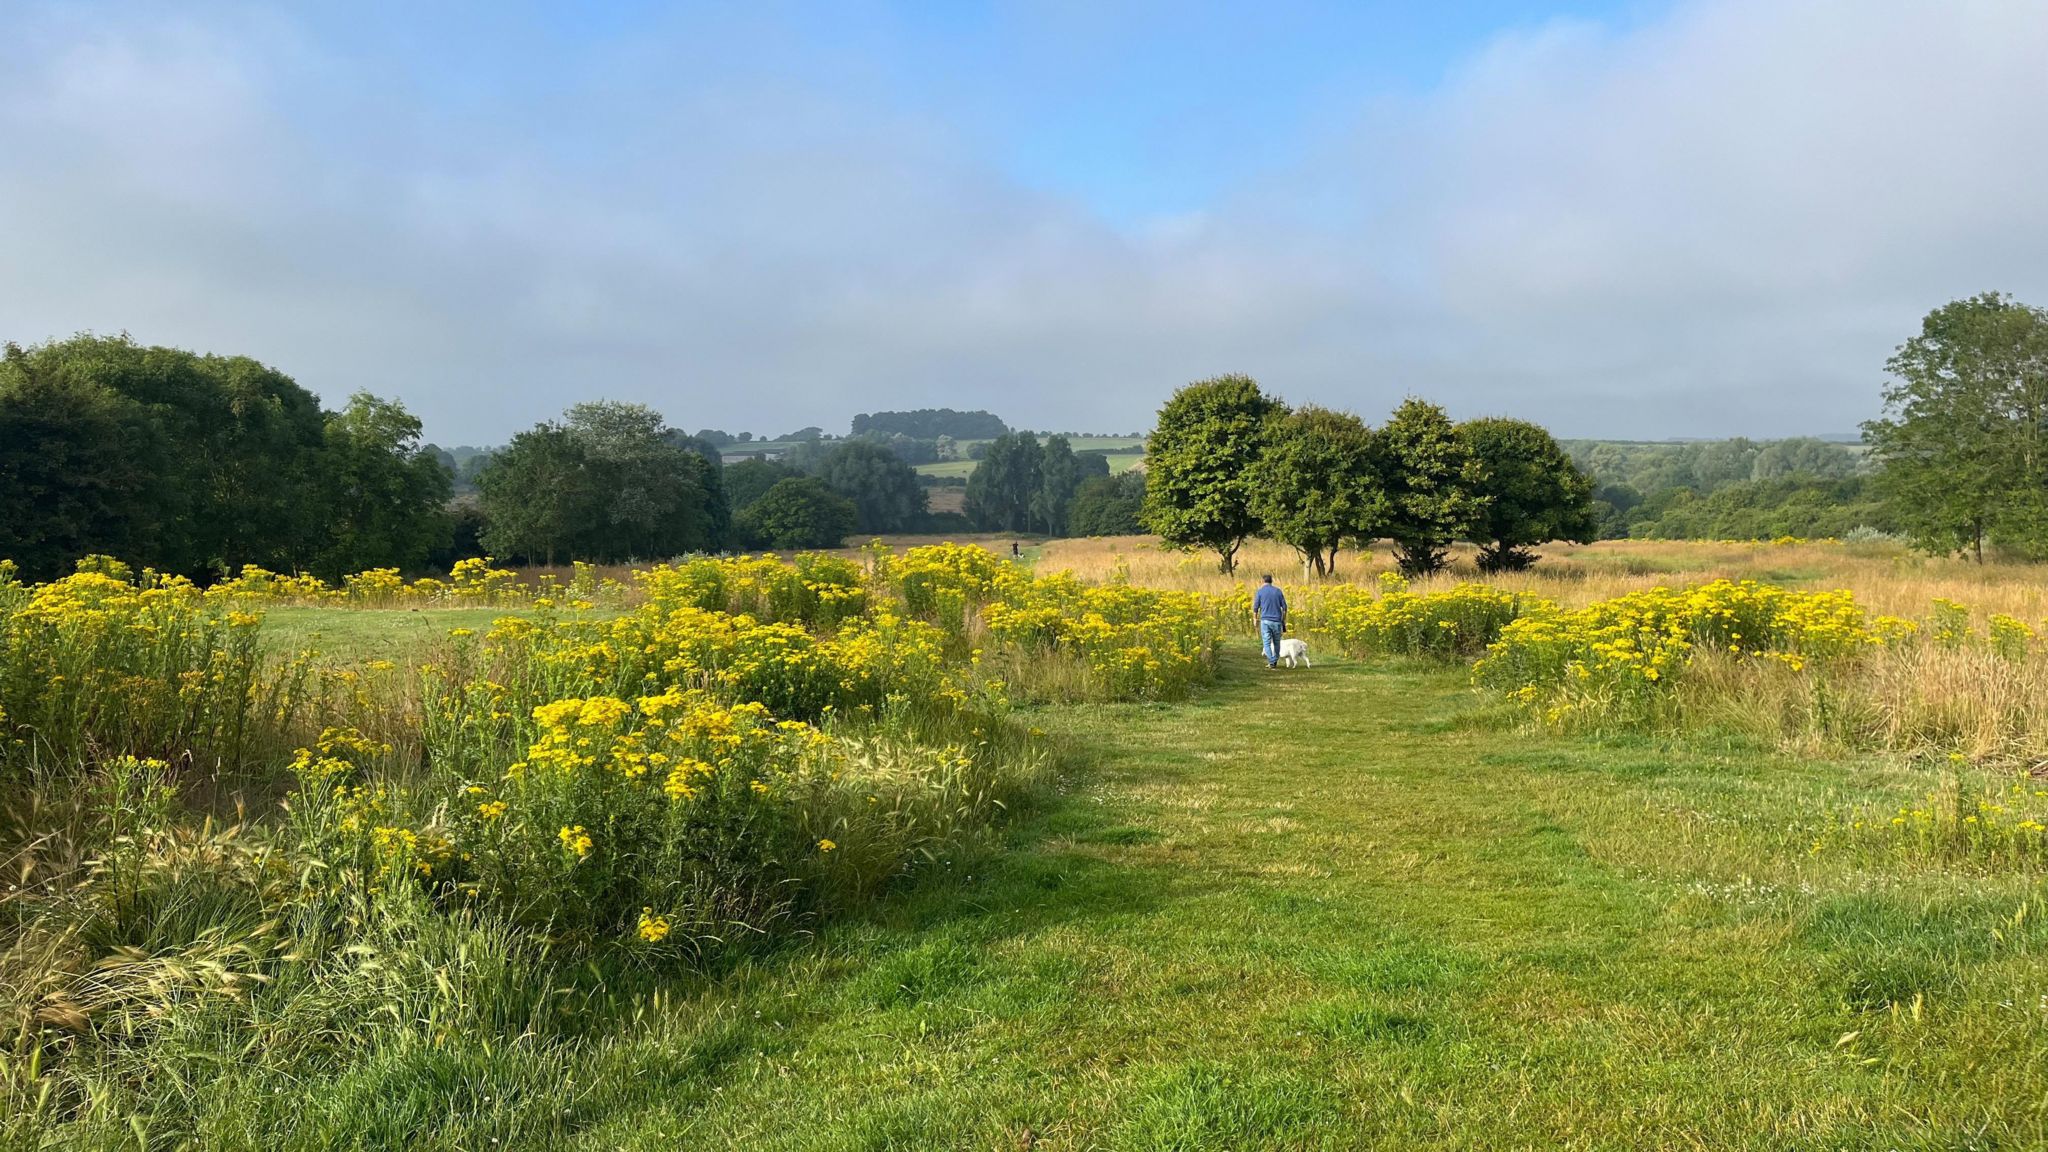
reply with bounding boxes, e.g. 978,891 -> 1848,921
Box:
1033,535 -> 2048,625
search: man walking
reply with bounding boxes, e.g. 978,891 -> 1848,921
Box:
1253,574 -> 1287,670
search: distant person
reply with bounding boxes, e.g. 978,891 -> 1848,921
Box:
1253,574 -> 1287,669
1011,541 -> 1021,558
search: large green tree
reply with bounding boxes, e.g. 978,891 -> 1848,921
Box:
814,440 -> 926,533
1458,417 -> 1596,572
1066,472 -> 1147,537
1246,406 -> 1384,577
0,353 -> 170,580
316,393 -> 453,577
0,335 -> 419,578
739,477 -> 858,549
476,424 -> 597,566
965,432 -> 1045,533
1865,293 -> 2048,562
564,401 -> 717,560
1142,375 -> 1285,572
1376,398 -> 1488,576
1032,435 -> 1107,537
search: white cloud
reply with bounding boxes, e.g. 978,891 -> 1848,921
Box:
2,1 -> 2045,441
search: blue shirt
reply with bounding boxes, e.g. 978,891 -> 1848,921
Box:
1253,584 -> 1287,621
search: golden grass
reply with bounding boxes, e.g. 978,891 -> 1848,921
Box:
1033,535 -> 2048,623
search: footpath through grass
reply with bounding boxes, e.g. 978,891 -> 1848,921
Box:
291,645 -> 2044,1149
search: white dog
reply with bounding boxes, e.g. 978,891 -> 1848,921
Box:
1277,637 -> 1311,668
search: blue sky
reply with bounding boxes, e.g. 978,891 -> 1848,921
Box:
3,1 -> 2045,442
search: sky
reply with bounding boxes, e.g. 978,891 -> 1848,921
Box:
4,0 -> 2047,444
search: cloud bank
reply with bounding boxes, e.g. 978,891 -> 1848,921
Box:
2,1 -> 2045,442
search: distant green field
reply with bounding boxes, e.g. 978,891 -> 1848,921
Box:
916,436 -> 1146,479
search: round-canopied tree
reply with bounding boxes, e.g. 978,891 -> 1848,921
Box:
738,477 -> 858,549
1143,375 -> 1284,573
1376,398 -> 1487,576
1458,416 -> 1596,572
1246,405 -> 1385,577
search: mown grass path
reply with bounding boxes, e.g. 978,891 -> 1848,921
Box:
478,647 -> 2042,1150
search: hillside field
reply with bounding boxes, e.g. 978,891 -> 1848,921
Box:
915,436 -> 1147,479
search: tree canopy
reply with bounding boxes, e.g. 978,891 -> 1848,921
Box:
1376,399 -> 1488,576
1458,417 -> 1595,571
1142,375 -> 1284,572
851,408 -> 1008,441
477,402 -> 721,564
1865,292 -> 2048,561
965,432 -> 1045,532
1246,406 -> 1383,577
0,335 -> 446,580
1066,472 -> 1147,537
813,440 -> 926,533
317,393 -> 454,577
738,477 -> 857,549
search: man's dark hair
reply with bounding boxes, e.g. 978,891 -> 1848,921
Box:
1261,574 -> 1273,584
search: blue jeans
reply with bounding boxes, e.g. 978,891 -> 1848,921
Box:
1260,619 -> 1285,666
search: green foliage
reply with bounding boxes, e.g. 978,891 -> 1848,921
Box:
1067,472 -> 1147,536
664,430 -> 735,549
851,408 -> 1008,441
1375,398 -> 1486,576
1865,292 -> 2048,561
566,402 -> 718,559
1630,477 -> 1893,541
1142,375 -> 1284,572
964,432 -> 1044,532
316,393 -> 453,578
476,424 -> 598,566
1567,437 -> 1862,498
739,477 -> 858,548
1246,406 -> 1383,576
725,457 -> 801,513
1031,435 -> 1107,537
814,440 -> 927,533
0,335 -> 437,580
478,404 -> 723,564
1458,417 -> 1595,571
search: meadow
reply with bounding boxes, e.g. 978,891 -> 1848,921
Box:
3,538 -> 2045,1149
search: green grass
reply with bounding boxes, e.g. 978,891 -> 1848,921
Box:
258,604 -> 523,662
119,642 -> 2040,1148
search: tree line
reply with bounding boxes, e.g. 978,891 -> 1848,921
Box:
1,335 -> 451,582
6,292 -> 2040,579
1141,376 -> 1596,576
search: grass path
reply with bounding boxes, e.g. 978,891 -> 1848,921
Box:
340,646 -> 2041,1150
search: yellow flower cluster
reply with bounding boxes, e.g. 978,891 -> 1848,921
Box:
637,553 -> 868,628
637,907 -> 672,943
886,544 -> 1222,700
206,557 -> 623,608
1,565 -> 277,772
1476,580 -> 1919,718
1316,581 -> 1547,659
